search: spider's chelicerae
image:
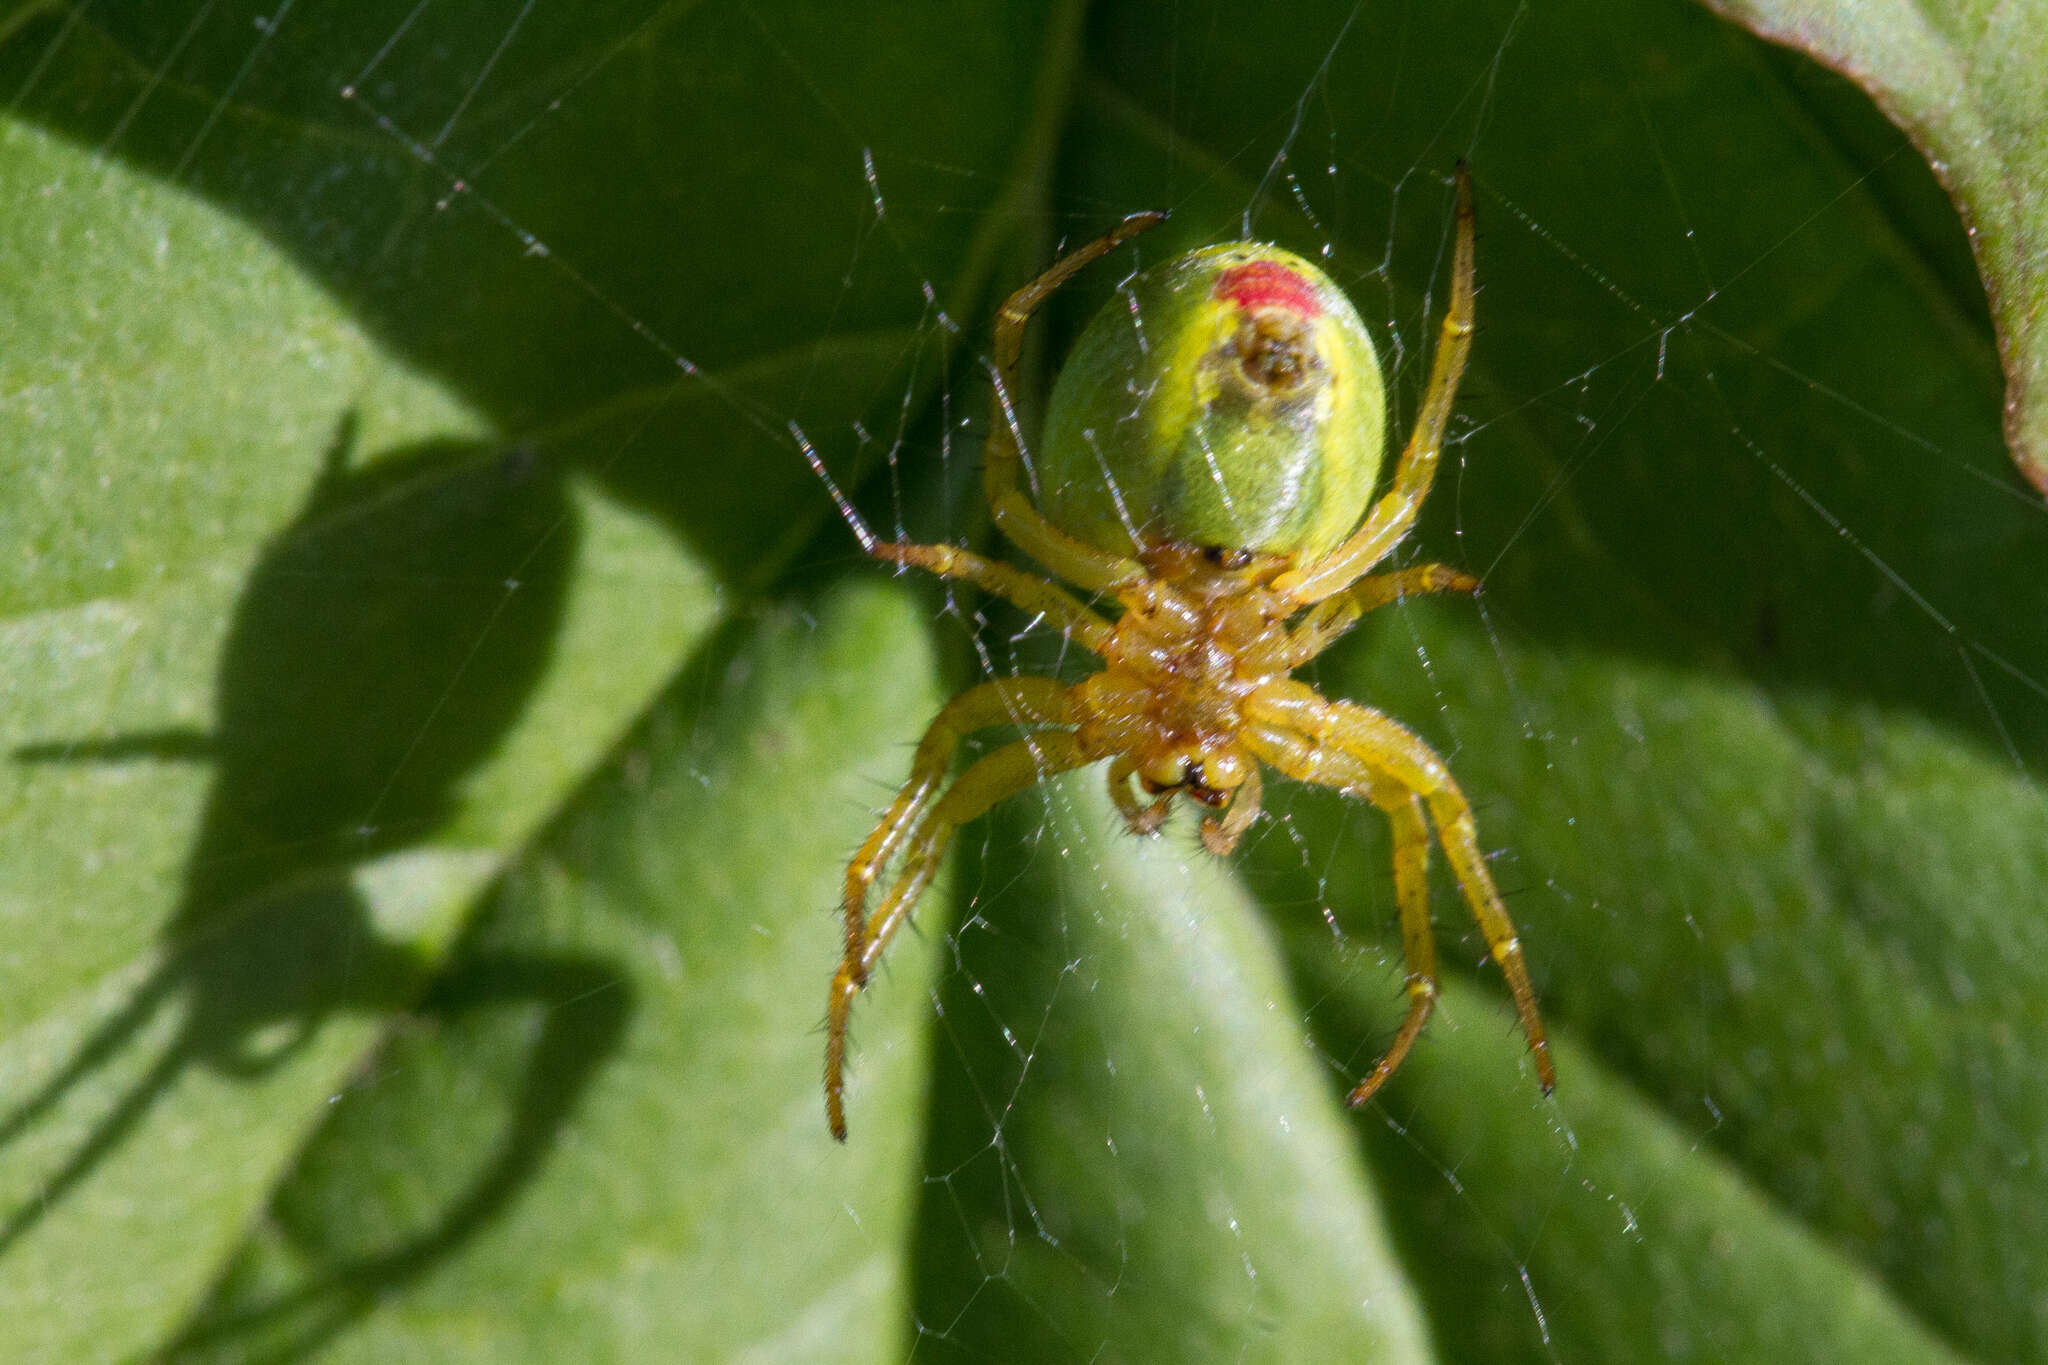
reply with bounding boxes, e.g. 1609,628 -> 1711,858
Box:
820,164 -> 1553,1141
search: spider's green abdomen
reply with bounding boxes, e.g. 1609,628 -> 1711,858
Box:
1039,243 -> 1386,562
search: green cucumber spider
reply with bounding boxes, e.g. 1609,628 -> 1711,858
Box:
818,164 -> 1552,1141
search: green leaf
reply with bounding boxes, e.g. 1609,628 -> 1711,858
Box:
1266,635 -> 2043,1364
909,779 -> 1431,1363
165,583 -> 953,1363
1700,0 -> 2048,495
3,0 -> 2045,1362
0,0 -> 1050,1354
0,115 -> 718,1357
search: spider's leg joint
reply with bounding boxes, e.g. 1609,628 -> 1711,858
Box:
1345,974 -> 1439,1109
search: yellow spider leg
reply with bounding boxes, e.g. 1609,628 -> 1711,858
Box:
1275,164 -> 1476,607
984,216 -> 1163,594
872,541 -> 1116,655
827,726 -> 1092,1141
1347,792 -> 1437,1105
841,676 -> 1073,957
1246,680 -> 1555,1098
1279,563 -> 1480,668
1239,723 -> 1438,1102
1200,764 -> 1263,855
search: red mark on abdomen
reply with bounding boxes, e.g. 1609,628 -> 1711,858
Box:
1213,260 -> 1322,318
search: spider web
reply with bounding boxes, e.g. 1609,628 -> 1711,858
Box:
0,0 -> 2044,1362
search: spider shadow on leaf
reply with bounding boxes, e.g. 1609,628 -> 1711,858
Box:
157,926 -> 635,1363
1,414 -> 634,1291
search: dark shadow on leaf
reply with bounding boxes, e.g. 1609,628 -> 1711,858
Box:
157,940 -> 635,1364
156,600 -> 808,1358
0,413 -> 585,1260
0,4 -> 936,601
12,729 -> 216,763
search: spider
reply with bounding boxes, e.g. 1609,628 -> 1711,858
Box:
820,164 -> 1553,1141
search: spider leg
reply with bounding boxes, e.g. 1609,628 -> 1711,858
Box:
827,718 -> 1091,1141
1345,791 -> 1437,1104
840,677 -> 1072,956
1245,680 -> 1555,1099
983,215 -> 1162,594
1276,165 -> 1476,607
872,541 -> 1116,655
1279,563 -> 1480,669
1241,724 -> 1438,1102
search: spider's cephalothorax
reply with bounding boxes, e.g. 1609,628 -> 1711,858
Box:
822,166 -> 1554,1142
1071,551 -> 1290,849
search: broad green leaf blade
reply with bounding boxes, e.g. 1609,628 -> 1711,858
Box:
1699,0 -> 2048,495
5,0 -> 2045,1360
0,119 -> 716,1356
910,778 -> 1432,1363
0,0 -> 1056,456
1303,974 -> 1972,1365
1271,622 -> 2047,1362
1074,1 -> 2043,1359
165,583 -> 947,1363
0,0 -> 1057,1355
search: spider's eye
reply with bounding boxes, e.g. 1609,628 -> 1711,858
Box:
1037,242 -> 1386,564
